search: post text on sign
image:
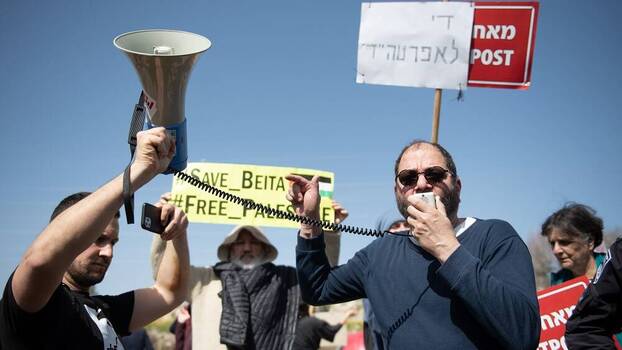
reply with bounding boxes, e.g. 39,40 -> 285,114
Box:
470,24 -> 517,66
467,2 -> 539,89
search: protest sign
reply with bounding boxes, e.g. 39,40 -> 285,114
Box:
537,277 -> 589,350
357,2 -> 474,90
537,276 -> 621,350
170,162 -> 335,228
468,2 -> 539,89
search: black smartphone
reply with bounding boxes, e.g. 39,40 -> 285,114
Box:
141,203 -> 164,234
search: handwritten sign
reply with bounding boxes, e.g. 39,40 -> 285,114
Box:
170,162 -> 335,228
356,2 -> 474,90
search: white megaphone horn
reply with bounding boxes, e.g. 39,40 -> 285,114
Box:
114,29 -> 211,172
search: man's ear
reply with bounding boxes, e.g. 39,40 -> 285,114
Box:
455,176 -> 462,196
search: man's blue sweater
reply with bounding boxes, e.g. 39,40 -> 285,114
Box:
296,219 -> 540,349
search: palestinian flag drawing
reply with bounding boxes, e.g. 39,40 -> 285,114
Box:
292,174 -> 333,199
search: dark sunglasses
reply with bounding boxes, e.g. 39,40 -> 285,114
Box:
396,166 -> 451,187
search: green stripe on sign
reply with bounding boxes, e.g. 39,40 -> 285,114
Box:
320,190 -> 333,199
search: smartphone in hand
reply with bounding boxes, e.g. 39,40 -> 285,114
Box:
141,203 -> 164,234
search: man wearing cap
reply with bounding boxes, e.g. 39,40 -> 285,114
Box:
151,196 -> 348,350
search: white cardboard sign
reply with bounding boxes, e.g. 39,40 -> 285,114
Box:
357,2 -> 475,90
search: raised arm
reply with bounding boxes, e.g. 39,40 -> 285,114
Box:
150,192 -> 216,302
285,174 -> 322,238
287,175 -> 366,305
131,202 -> 189,330
324,200 -> 348,267
318,307 -> 358,343
12,127 -> 174,313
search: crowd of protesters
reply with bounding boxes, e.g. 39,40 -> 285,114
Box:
1,134 -> 620,350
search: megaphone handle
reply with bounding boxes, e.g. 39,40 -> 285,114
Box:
123,92 -> 147,224
123,164 -> 135,224
127,92 -> 146,153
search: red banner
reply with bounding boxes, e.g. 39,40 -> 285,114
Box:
537,276 -> 621,350
537,277 -> 589,349
468,2 -> 539,89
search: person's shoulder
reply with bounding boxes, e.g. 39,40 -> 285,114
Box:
464,218 -> 527,254
276,264 -> 297,271
273,263 -> 297,275
368,232 -> 404,248
90,290 -> 134,311
302,315 -> 329,328
347,233 -> 406,265
472,218 -> 520,240
92,290 -> 134,301
603,238 -> 622,264
550,268 -> 574,285
611,237 -> 622,251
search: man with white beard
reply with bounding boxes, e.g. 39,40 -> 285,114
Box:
152,225 -> 295,350
151,196 -> 348,350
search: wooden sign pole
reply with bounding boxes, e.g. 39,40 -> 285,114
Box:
431,88 -> 442,144
431,0 -> 449,145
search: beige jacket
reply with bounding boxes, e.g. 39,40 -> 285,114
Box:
151,226 -> 341,350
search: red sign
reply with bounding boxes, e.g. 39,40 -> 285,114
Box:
468,2 -> 539,89
343,331 -> 365,350
537,277 -> 589,350
537,276 -> 622,350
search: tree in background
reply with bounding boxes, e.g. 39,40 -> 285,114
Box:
603,228 -> 621,247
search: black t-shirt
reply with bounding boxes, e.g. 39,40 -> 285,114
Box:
0,272 -> 134,349
293,316 -> 342,350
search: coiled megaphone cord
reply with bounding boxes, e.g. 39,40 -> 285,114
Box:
169,168 -> 387,238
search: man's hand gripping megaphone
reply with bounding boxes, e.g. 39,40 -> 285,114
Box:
127,127 -> 176,194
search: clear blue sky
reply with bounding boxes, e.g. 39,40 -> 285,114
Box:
1,0 -> 620,296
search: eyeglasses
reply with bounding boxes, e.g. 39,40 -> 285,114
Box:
396,166 -> 451,187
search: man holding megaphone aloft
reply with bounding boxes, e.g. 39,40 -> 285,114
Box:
0,127 -> 191,349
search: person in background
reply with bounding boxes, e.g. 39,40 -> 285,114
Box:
541,203 -> 606,285
293,302 -> 358,350
122,328 -> 154,350
169,301 -> 192,350
565,237 -> 622,349
541,203 -> 622,347
152,194 -> 349,350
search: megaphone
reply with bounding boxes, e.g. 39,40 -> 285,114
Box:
114,29 -> 211,172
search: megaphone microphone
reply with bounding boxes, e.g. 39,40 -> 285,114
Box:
114,29 -> 211,172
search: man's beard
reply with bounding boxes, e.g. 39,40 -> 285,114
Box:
66,262 -> 107,289
231,255 -> 264,270
396,185 -> 460,223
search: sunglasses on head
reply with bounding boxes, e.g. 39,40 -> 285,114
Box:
396,166 -> 451,187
